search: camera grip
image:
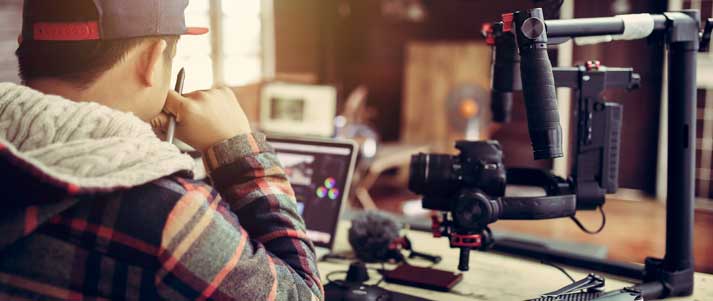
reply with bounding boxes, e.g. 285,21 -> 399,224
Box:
500,195 -> 575,220
519,46 -> 563,160
491,30 -> 520,123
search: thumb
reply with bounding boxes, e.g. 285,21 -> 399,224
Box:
163,90 -> 189,122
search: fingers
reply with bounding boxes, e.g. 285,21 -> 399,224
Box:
164,90 -> 189,122
150,112 -> 170,131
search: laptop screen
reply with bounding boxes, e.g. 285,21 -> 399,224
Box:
267,136 -> 357,250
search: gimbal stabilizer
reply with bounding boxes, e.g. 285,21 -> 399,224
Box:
485,8 -> 713,299
408,7 -> 712,299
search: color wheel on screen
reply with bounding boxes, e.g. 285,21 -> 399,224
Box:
315,177 -> 340,200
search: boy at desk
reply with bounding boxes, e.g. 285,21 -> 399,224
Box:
0,0 -> 322,300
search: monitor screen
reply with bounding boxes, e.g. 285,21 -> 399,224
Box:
268,137 -> 356,249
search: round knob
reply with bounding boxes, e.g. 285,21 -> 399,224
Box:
520,17 -> 545,40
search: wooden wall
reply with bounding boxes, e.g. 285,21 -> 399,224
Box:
401,42 -> 492,153
274,0 -> 550,169
0,1 -> 22,83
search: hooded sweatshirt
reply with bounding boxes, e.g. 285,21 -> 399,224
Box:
0,83 -> 323,301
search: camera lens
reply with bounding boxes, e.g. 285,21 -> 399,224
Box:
408,153 -> 457,196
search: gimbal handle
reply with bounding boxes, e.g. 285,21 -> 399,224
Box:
500,195 -> 576,220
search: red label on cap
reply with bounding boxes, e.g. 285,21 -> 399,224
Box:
33,22 -> 100,41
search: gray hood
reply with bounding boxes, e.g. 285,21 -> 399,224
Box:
0,82 -> 195,193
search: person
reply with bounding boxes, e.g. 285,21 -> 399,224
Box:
0,0 -> 323,300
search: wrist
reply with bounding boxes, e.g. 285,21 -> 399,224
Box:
202,132 -> 269,172
199,128 -> 251,153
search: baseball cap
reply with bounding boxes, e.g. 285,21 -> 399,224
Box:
21,0 -> 209,42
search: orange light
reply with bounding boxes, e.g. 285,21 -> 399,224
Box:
459,98 -> 479,119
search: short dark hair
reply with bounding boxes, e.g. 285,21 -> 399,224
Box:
16,36 -> 178,87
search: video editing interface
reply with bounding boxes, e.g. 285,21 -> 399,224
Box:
269,140 -> 352,247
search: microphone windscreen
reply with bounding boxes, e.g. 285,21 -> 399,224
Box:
348,210 -> 402,262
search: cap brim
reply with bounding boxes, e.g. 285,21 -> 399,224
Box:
184,27 -> 209,35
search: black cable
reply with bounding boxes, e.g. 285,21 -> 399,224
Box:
325,270 -> 347,285
570,205 -> 607,235
541,260 -> 576,283
319,252 -> 349,263
374,262 -> 386,286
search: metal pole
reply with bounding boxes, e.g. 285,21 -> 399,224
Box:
664,42 -> 696,273
545,15 -> 668,38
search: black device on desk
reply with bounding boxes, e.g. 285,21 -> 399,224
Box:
325,282 -> 392,301
325,262 -> 437,301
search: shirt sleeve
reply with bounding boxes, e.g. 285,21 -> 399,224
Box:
156,133 -> 323,301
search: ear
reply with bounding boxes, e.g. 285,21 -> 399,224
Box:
139,39 -> 168,87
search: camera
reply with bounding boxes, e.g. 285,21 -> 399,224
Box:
408,140 -> 576,271
408,141 -> 507,271
409,140 -> 505,214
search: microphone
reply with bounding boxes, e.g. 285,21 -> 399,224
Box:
348,210 -> 403,262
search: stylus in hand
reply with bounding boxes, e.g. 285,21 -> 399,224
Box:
166,68 -> 185,144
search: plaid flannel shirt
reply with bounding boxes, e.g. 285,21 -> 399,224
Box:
0,133 -> 323,300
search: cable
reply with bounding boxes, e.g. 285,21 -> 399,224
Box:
319,252 -> 349,263
374,262 -> 386,286
325,270 -> 347,285
541,260 -> 576,283
570,205 -> 607,235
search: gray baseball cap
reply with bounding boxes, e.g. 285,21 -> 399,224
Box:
21,0 -> 208,42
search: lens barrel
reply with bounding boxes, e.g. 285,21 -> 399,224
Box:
408,153 -> 457,197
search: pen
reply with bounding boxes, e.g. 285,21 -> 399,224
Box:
167,68 -> 185,144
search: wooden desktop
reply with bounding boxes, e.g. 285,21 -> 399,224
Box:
319,219 -> 713,300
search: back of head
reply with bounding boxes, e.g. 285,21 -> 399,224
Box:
16,0 -> 178,88
13,0 -> 212,121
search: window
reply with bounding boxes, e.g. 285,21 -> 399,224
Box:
173,0 -> 273,92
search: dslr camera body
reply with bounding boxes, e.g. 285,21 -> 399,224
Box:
409,140 -> 576,271
410,140 -> 505,237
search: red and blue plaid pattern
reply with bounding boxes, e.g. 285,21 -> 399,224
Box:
0,133 -> 323,300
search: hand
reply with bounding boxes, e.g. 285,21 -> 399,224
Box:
151,87 -> 251,152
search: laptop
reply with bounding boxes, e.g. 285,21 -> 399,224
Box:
267,136 -> 358,258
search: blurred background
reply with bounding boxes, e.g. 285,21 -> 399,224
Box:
0,0 -> 711,272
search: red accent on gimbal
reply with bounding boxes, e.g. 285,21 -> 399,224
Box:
586,60 -> 602,71
431,215 -> 443,238
502,13 -> 514,33
482,23 -> 495,45
450,233 -> 482,248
